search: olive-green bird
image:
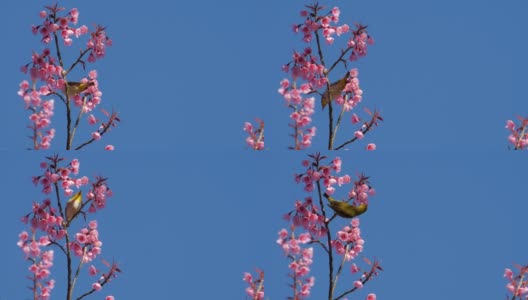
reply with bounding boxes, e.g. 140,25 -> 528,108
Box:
65,190 -> 83,226
321,72 -> 350,109
324,193 -> 367,218
64,81 -> 95,97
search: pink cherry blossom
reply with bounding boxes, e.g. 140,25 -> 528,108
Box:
504,264 -> 528,298
89,265 -> 98,276
92,282 -> 102,291
506,116 -> 528,150
244,118 -> 265,150
243,269 -> 265,300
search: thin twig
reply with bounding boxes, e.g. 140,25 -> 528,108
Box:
69,96 -> 87,147
334,112 -> 381,150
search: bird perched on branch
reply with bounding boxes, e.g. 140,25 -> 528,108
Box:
324,193 -> 367,218
64,81 -> 95,97
321,72 -> 350,109
65,190 -> 83,226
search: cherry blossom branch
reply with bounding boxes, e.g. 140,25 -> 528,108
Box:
506,117 -> 528,150
335,110 -> 383,150
335,259 -> 382,300
18,155 -> 119,299
76,261 -> 121,300
65,48 -> 92,76
505,264 -> 528,299
19,4 -> 116,150
243,269 -> 265,300
74,110 -> 120,150
277,3 -> 380,150
244,119 -> 265,150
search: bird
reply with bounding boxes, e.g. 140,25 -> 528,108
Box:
64,81 -> 95,97
324,193 -> 367,218
65,190 -> 83,226
321,72 -> 350,109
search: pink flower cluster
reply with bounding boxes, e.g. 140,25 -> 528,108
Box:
19,156 -> 113,254
18,79 -> 56,149
19,67 -> 112,150
21,48 -> 61,83
72,71 -> 102,112
276,228 -> 315,298
278,49 -> 319,149
337,68 -> 362,110
505,265 -> 528,299
296,153 -> 376,206
281,48 -> 326,90
294,5 -> 374,59
345,175 -> 375,206
285,197 -> 327,237
19,56 -> 102,111
506,117 -> 528,150
348,24 -> 374,61
18,158 -> 86,241
279,48 -> 324,149
243,269 -> 265,300
87,176 -> 113,213
33,157 -> 87,194
32,156 -> 112,214
296,6 -> 349,44
22,198 -> 66,240
71,221 -> 102,263
292,154 -> 375,219
33,6 -> 88,45
243,119 -> 265,150
32,5 -> 111,61
332,218 -> 364,260
294,152 -> 377,216
295,154 -> 350,194
87,25 -> 112,63
278,49 -> 320,150
277,228 -> 311,255
278,75 -> 317,149
290,97 -> 316,149
285,155 -> 371,242
17,231 -> 55,300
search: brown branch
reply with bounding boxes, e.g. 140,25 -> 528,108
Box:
334,260 -> 382,300
69,96 -> 88,148
74,112 -> 119,150
76,263 -> 120,300
331,98 -> 347,149
316,174 -> 335,300
65,48 -> 91,76
334,112 -> 382,150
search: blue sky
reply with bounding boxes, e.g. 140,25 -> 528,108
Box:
1,0 -> 527,299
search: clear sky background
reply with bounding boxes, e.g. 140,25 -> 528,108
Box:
1,0 -> 527,299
